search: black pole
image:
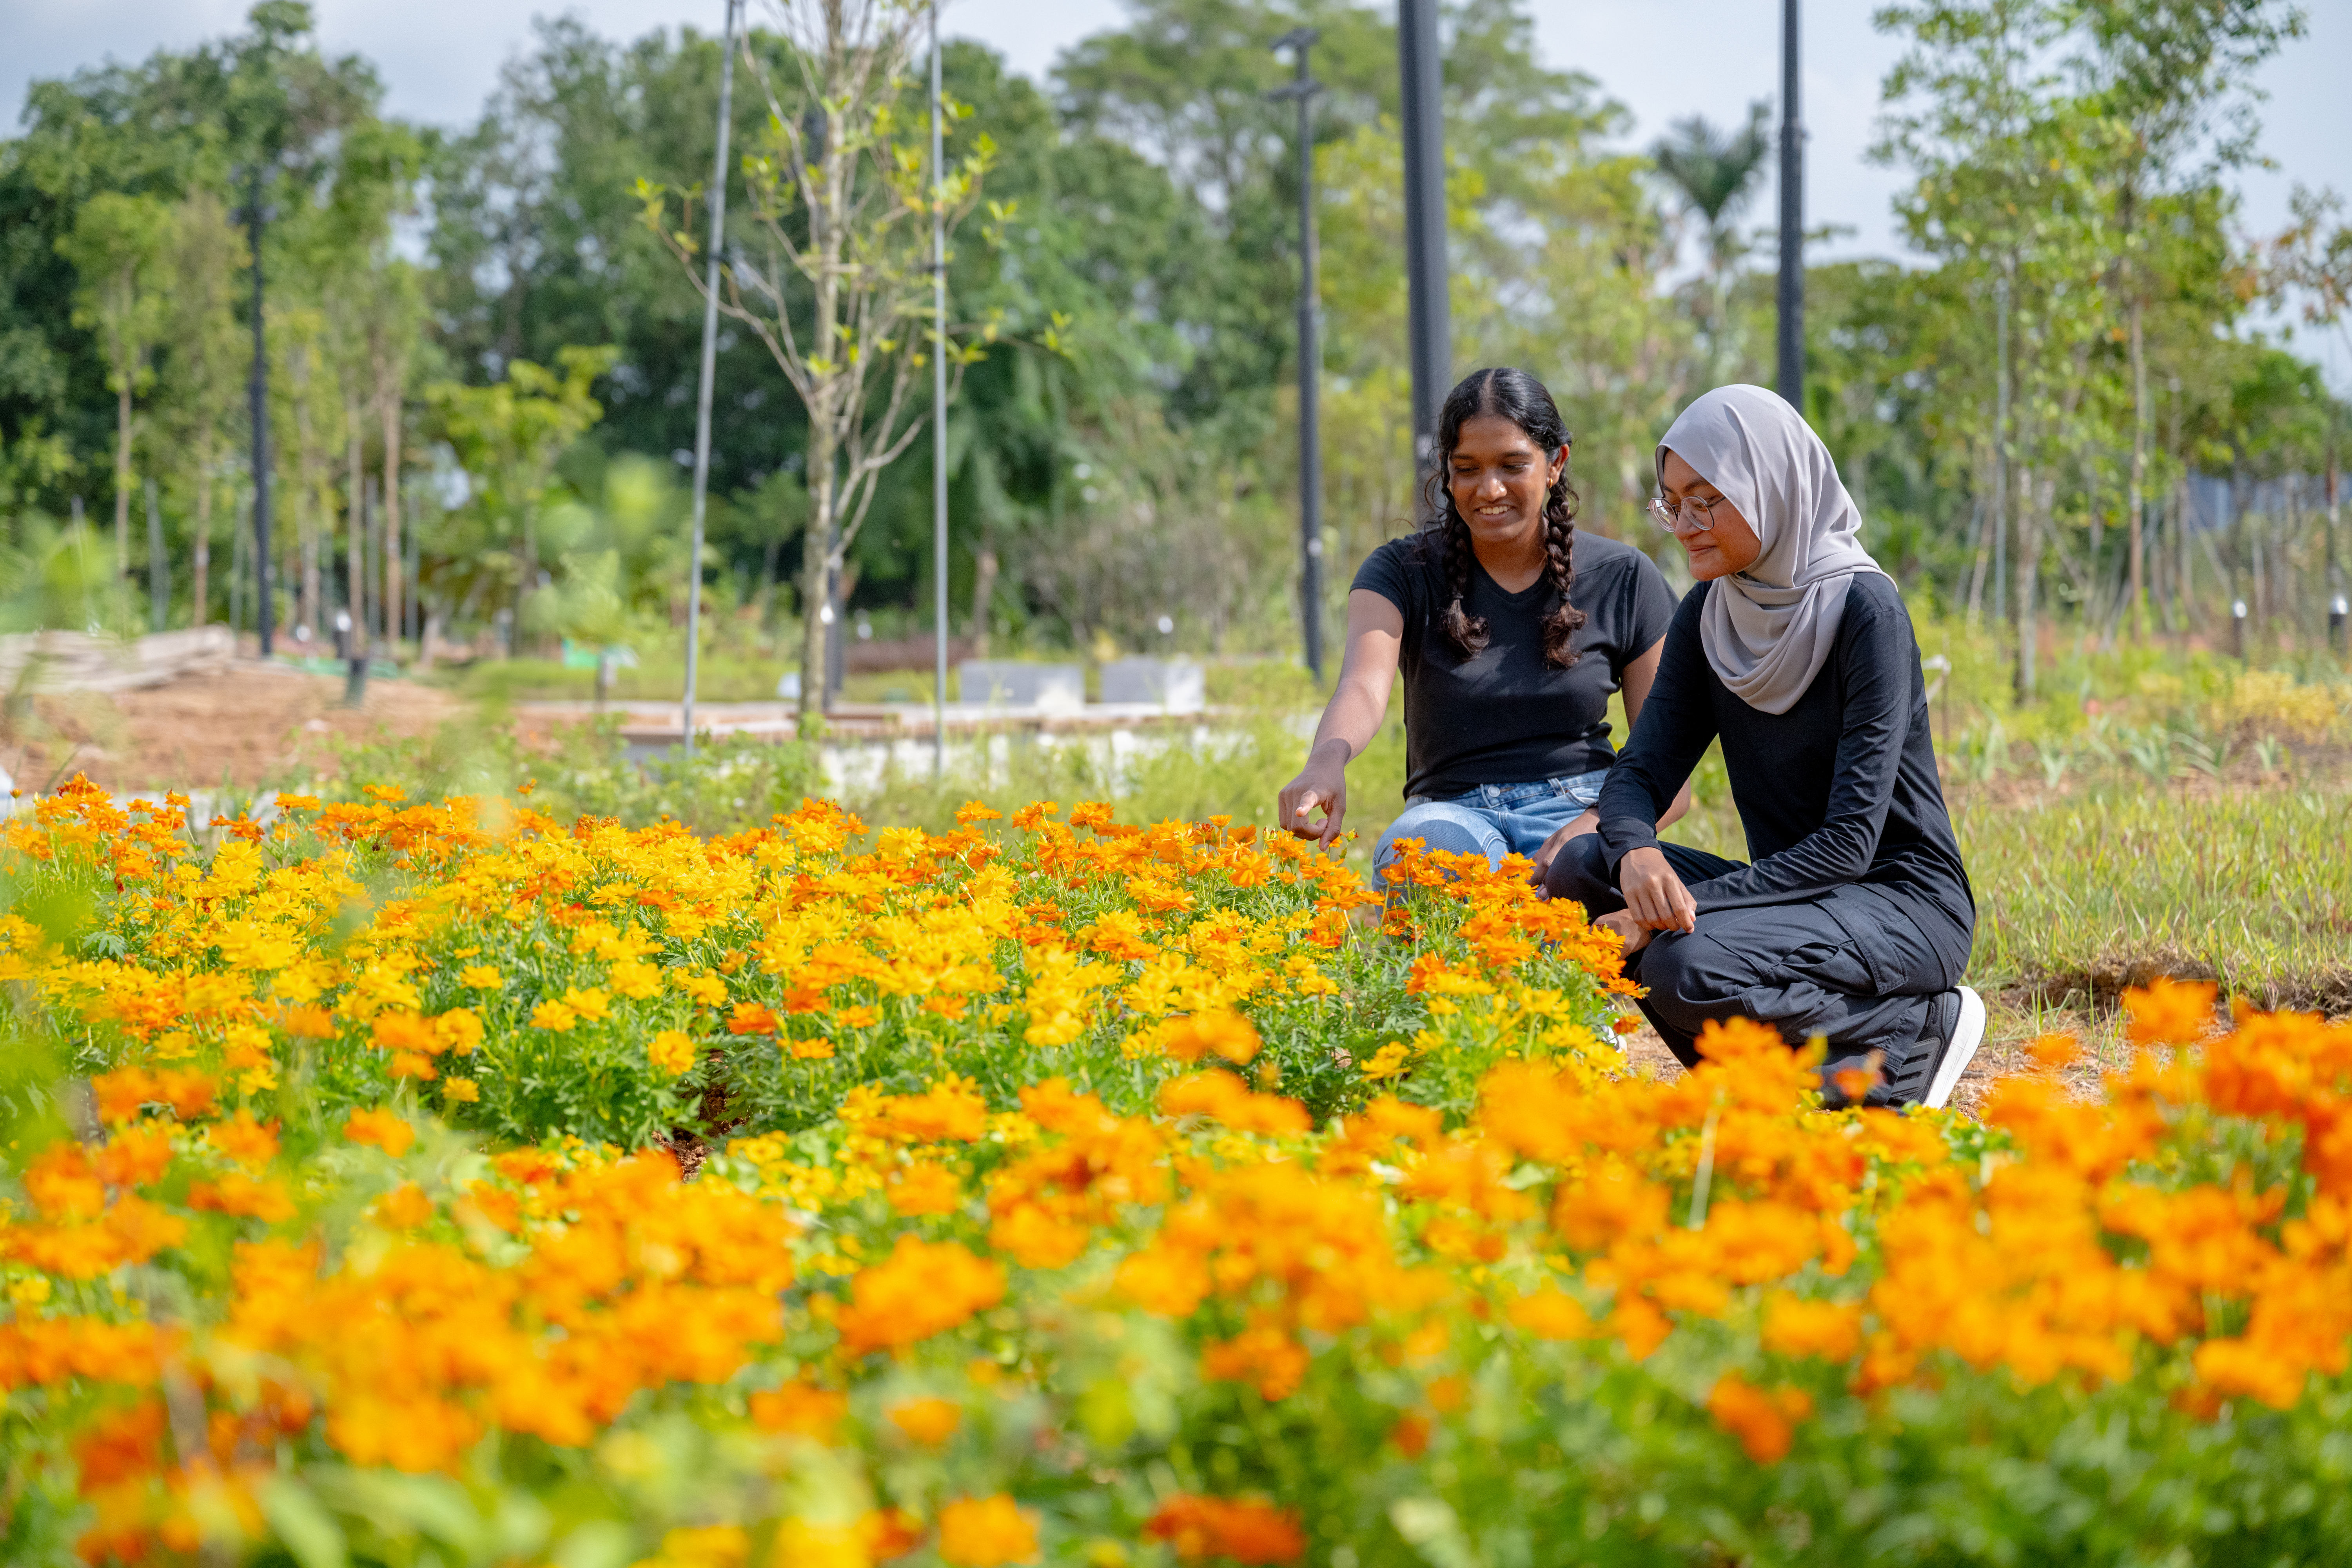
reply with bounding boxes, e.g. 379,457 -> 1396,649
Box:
1399,0 -> 1449,500
247,163 -> 274,655
1775,0 -> 1804,410
1276,31 -> 1325,683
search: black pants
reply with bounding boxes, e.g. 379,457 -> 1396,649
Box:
1546,836 -> 1963,1105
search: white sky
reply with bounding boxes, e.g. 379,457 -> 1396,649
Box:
10,0 -> 2350,381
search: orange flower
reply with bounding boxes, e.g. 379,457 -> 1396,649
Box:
342,1108 -> 415,1158
205,1110 -> 280,1170
727,1001 -> 780,1036
1158,1009 -> 1261,1066
1144,1495 -> 1307,1564
1760,1293 -> 1863,1362
1706,1372 -> 1813,1464
749,1380 -> 848,1441
2123,976 -> 2219,1048
833,1235 -> 1007,1358
886,1396 -> 962,1445
936,1494 -> 1037,1567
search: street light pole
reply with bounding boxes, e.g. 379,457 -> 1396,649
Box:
932,0 -> 950,779
1398,0 -> 1449,501
1775,0 -> 1804,410
1274,29 -> 1325,684
683,0 -> 742,758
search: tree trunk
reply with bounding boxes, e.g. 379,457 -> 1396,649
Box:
379,376 -> 403,652
191,438 -> 212,628
114,381 -> 135,579
969,537 -> 999,659
2126,298 -> 2147,637
2013,465 -> 2046,701
346,399 -> 367,660
796,421 -> 839,739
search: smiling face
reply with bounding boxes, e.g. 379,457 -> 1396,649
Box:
1448,415 -> 1566,553
1658,448 -> 1763,581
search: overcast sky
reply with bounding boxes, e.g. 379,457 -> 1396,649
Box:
11,0 -> 2350,379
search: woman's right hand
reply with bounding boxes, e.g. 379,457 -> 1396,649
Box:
1618,845 -> 1697,933
1277,741 -> 1350,849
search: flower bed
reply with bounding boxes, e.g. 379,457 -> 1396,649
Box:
2,778 -> 2349,1566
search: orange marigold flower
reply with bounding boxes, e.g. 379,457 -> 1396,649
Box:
1507,1288 -> 1598,1341
889,1161 -> 965,1216
936,1494 -> 1038,1568
2028,1033 -> 2082,1070
389,1051 -> 438,1081
1009,801 -> 1060,831
93,1125 -> 175,1189
1158,1009 -> 1261,1066
834,1235 -> 1007,1358
343,1108 -> 415,1158
1760,1292 -> 1864,1362
2123,976 -> 2219,1048
187,1172 -> 296,1222
204,1110 -> 280,1170
371,1012 -> 436,1054
281,1005 -> 337,1040
955,801 -> 1003,824
749,1380 -> 848,1441
1706,1372 -> 1813,1465
886,1396 -> 963,1445
727,1001 -> 780,1036
370,1183 -> 436,1230
1144,1495 -> 1307,1564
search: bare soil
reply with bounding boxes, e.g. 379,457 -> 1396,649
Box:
1,664 -> 461,798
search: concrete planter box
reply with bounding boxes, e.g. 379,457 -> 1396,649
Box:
1098,657 -> 1206,713
958,661 -> 1085,711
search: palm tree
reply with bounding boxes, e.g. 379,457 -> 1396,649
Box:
1651,103 -> 1773,363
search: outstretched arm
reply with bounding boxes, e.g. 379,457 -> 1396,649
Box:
1276,590 -> 1403,849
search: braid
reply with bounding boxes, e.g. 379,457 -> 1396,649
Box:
1438,507 -> 1491,658
1537,467 -> 1586,668
1419,366 -> 1581,665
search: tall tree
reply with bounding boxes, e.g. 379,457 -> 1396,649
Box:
159,190 -> 250,626
58,192 -> 174,584
2069,0 -> 2303,630
640,0 -> 994,733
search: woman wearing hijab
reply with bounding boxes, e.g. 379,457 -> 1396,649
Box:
1546,385 -> 1984,1109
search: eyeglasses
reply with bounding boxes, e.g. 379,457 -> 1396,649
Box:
1647,492 -> 1730,534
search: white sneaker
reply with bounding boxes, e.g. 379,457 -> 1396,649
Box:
1923,986 -> 1986,1110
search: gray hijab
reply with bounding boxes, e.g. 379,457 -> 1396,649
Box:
1656,385 -> 1887,715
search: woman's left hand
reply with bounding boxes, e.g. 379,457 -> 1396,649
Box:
1528,810 -> 1599,886
1593,909 -> 1652,955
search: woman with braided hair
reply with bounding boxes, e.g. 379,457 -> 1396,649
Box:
1279,367 -> 1689,882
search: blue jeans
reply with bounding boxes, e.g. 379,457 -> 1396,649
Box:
1371,771 -> 1611,878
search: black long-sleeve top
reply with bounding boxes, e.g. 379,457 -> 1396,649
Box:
1595,573 -> 1975,967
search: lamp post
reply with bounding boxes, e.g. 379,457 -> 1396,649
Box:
682,0 -> 743,758
1398,0 -> 1449,497
931,0 -> 950,777
1775,0 -> 1804,410
1274,28 -> 1325,684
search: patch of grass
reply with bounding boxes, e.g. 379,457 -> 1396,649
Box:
1956,781 -> 2352,1013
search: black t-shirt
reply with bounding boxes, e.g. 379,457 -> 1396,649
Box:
1595,573 -> 1975,965
1352,528 -> 1679,801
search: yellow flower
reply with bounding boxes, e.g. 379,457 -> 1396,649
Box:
938,1495 -> 1038,1567
457,964 -> 503,989
1361,1041 -> 1412,1081
562,986 -> 612,1022
530,1000 -> 579,1032
647,1030 -> 697,1076
442,1076 -> 481,1103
